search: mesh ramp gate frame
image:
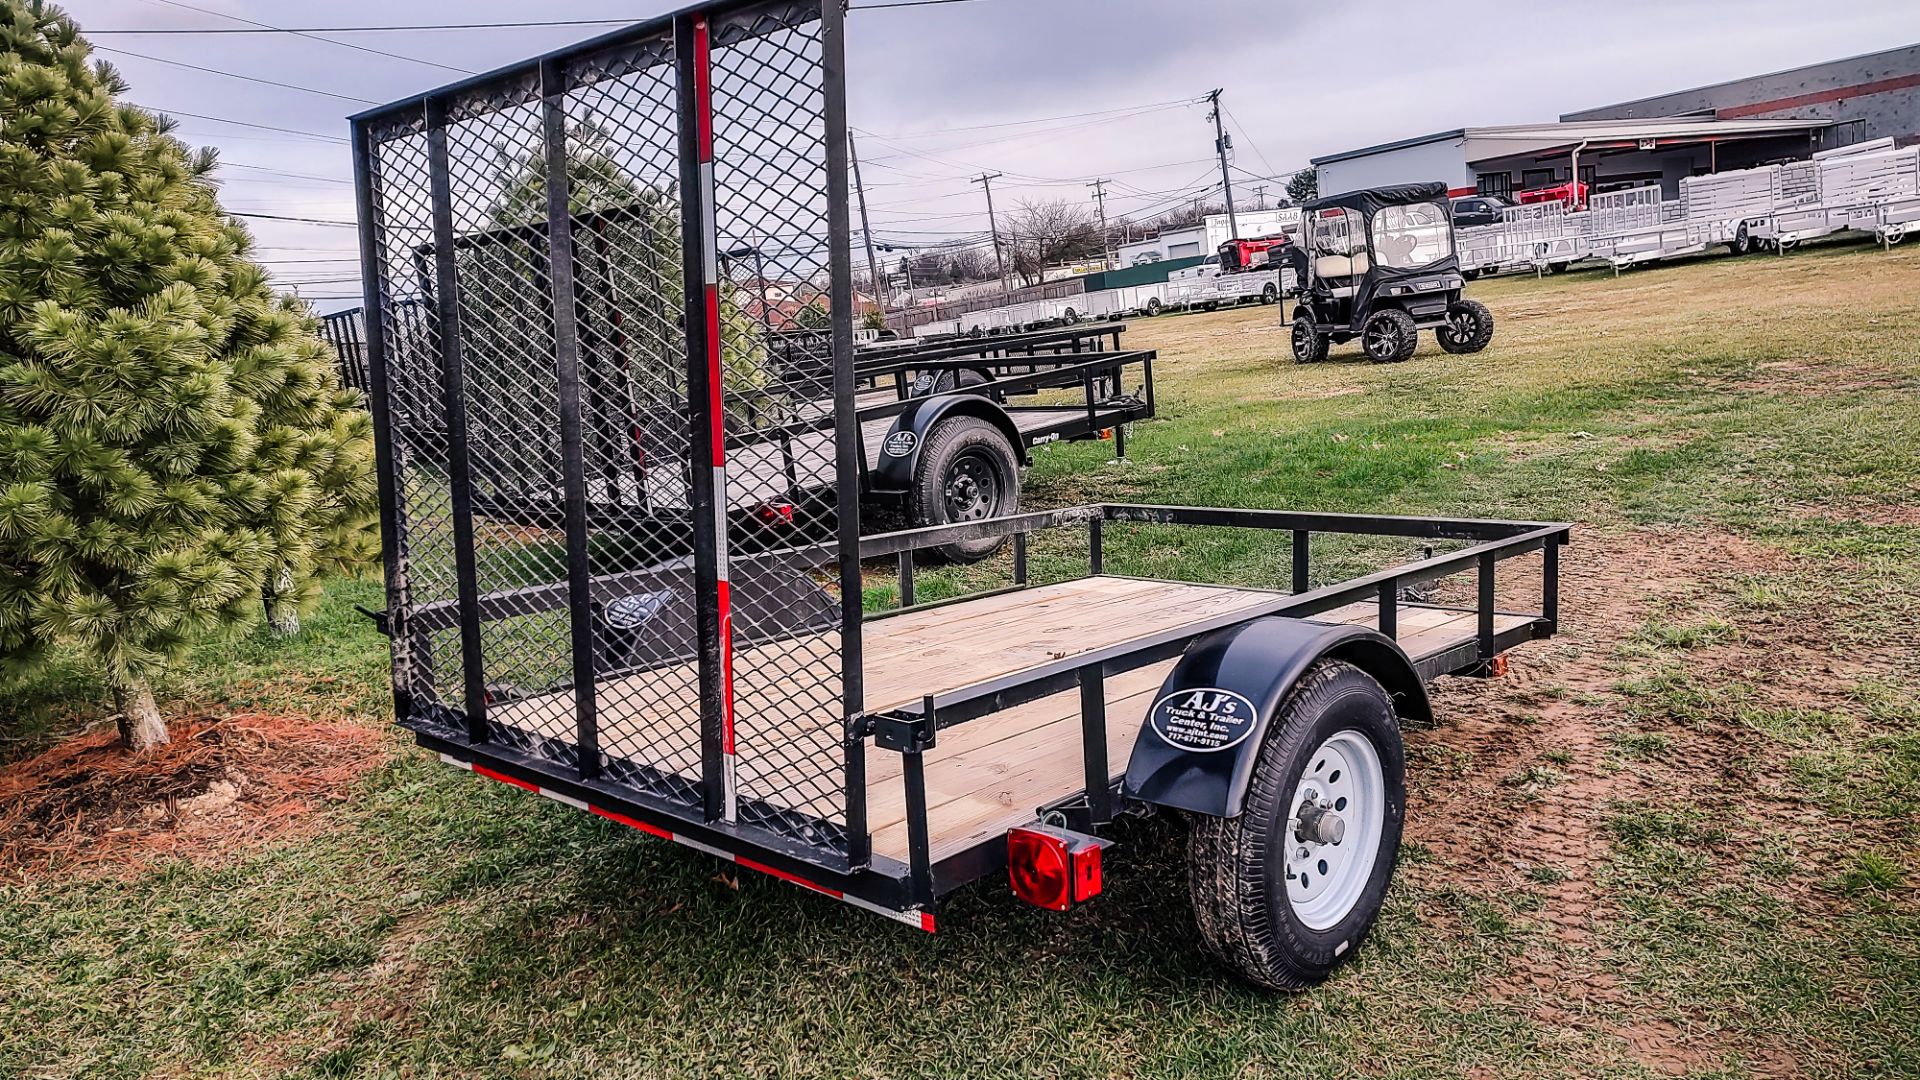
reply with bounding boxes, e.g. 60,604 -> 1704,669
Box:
351,0 -> 874,868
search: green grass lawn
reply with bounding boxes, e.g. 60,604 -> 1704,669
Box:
4,240 -> 1918,1078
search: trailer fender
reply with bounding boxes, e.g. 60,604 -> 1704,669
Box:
867,393 -> 1026,496
1121,618 -> 1430,819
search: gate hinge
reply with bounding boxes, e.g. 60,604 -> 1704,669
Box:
868,709 -> 936,754
354,605 -> 392,637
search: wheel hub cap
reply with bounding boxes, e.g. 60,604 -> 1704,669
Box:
1284,729 -> 1387,930
945,458 -> 996,521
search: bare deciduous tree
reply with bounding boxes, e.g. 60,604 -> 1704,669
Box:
1005,199 -> 1102,285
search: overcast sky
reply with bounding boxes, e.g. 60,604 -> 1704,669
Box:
58,0 -> 1920,308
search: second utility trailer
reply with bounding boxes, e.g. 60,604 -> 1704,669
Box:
350,0 -> 1570,990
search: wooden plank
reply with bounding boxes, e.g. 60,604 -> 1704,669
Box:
484,579 -> 1537,855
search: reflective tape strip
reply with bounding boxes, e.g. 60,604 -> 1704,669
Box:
446,756 -> 935,932
700,163 -> 719,286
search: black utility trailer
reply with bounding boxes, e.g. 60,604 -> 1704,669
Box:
350,0 -> 1570,989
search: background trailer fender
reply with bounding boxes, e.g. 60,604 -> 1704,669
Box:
1122,620 -> 1429,818
866,393 -> 1027,496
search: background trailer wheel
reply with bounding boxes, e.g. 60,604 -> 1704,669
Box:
1187,660 -> 1406,990
908,416 -> 1020,563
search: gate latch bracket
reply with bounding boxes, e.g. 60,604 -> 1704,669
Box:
870,709 -> 936,754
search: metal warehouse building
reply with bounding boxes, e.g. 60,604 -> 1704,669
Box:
1312,43 -> 1919,200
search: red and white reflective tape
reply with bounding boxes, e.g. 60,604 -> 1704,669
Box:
691,14 -> 737,823
443,755 -> 936,932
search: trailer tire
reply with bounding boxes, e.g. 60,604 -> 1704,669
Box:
1187,660 -> 1405,991
910,417 -> 1020,564
1290,315 -> 1328,365
1143,297 -> 1163,317
1361,309 -> 1418,363
1261,282 -> 1279,305
1435,299 -> 1494,355
1730,223 -> 1753,256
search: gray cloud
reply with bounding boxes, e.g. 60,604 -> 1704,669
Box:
55,0 -> 1920,305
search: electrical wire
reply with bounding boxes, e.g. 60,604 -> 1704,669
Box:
219,162 -> 352,185
93,45 -> 377,104
228,211 -> 358,228
87,17 -> 640,34
145,107 -> 348,143
140,0 -> 474,75
1220,103 -> 1279,179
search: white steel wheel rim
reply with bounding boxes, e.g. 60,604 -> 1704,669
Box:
1284,728 -> 1386,931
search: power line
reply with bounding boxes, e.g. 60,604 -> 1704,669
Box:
87,17 -> 639,34
1221,103 -> 1279,179
94,45 -> 377,104
859,98 -> 1195,140
848,0 -> 997,9
219,161 -> 351,185
228,211 -> 357,228
141,0 -> 474,75
147,107 -> 348,143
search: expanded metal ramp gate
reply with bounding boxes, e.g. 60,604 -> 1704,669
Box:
353,0 -> 873,865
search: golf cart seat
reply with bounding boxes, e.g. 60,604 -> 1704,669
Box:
1315,253 -> 1370,297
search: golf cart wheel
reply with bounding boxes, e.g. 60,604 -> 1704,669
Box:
1144,297 -> 1163,317
1435,299 -> 1494,355
1188,660 -> 1405,991
909,416 -> 1019,564
1290,314 -> 1329,364
1261,282 -> 1279,304
1361,309 -> 1418,363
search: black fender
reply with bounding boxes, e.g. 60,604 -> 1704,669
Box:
1121,617 -> 1431,818
867,392 -> 1026,496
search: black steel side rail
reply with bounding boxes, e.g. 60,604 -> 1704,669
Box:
853,323 -> 1126,371
856,510 -> 1569,735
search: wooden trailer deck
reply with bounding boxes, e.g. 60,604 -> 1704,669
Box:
486,576 -> 1535,864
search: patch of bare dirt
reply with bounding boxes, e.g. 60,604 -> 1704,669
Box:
1723,359 -> 1914,396
1402,526 -> 1814,1074
0,712 -> 389,881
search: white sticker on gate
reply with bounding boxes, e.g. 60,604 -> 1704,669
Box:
1149,687 -> 1259,753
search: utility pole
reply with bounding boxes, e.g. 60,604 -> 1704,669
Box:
1086,177 -> 1113,271
972,171 -> 1010,297
1253,183 -> 1268,211
848,130 -> 887,311
1207,88 -> 1240,241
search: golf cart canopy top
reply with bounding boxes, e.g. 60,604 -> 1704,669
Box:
1306,182 -> 1451,218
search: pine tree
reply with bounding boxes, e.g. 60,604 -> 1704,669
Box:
0,1 -> 378,749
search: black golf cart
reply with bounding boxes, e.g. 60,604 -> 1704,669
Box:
1290,182 -> 1494,364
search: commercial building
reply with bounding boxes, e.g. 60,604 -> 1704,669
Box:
1310,43 -> 1918,200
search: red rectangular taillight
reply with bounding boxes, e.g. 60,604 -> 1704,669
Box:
1008,825 -> 1109,912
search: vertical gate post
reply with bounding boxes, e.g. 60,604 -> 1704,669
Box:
351,120 -> 412,722
424,97 -> 490,746
539,58 -> 602,781
676,13 -> 735,824
821,0 -> 870,867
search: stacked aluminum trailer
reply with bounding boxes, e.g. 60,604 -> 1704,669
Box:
1458,144 -> 1920,278
908,267 -> 1292,338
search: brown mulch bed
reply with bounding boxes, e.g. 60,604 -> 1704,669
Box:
0,712 -> 388,881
